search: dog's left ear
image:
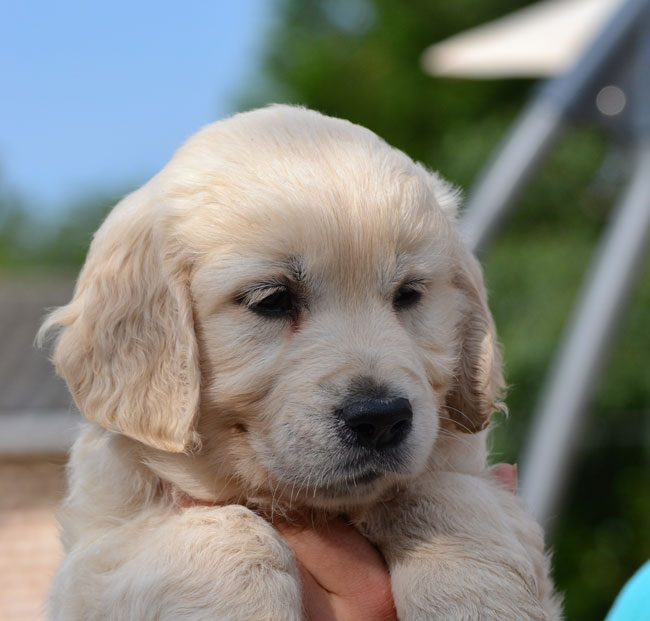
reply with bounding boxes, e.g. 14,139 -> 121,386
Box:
444,242 -> 506,433
38,187 -> 202,453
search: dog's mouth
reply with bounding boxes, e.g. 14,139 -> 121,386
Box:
342,469 -> 382,485
310,469 -> 385,499
318,467 -> 383,490
266,451 -> 410,505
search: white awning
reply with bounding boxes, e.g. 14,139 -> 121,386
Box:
422,0 -> 625,78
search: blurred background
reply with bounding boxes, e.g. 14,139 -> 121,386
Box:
2,1 -> 649,619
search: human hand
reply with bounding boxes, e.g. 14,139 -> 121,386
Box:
276,517 -> 397,621
277,463 -> 518,620
490,462 -> 518,494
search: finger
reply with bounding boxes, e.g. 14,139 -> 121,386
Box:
277,518 -> 396,619
491,463 -> 518,494
277,518 -> 388,597
296,560 -> 337,621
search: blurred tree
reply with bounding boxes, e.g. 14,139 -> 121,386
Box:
238,1 -> 650,618
0,180 -> 123,274
239,0 -> 534,177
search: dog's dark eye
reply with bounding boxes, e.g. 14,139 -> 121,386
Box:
393,283 -> 423,310
247,287 -> 297,319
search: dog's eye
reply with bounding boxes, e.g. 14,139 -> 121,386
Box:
393,283 -> 424,310
246,286 -> 297,319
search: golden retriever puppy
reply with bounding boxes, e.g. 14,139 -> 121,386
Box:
40,105 -> 562,620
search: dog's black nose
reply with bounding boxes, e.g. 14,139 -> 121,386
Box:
339,397 -> 412,450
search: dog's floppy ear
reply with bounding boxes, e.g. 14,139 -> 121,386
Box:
444,243 -> 506,433
38,187 -> 201,452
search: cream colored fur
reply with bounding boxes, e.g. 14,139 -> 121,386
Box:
40,105 -> 562,620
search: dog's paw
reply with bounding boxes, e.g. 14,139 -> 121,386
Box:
50,505 -> 303,621
166,504 -> 303,620
390,551 -> 553,621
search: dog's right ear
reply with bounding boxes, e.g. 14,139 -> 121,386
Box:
38,187 -> 201,453
444,242 -> 506,434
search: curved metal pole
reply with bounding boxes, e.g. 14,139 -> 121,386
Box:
460,99 -> 563,254
520,142 -> 650,528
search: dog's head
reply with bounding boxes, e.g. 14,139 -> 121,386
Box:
40,106 -> 504,509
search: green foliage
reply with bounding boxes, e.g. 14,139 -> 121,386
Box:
0,188 -> 120,274
240,0 -> 531,175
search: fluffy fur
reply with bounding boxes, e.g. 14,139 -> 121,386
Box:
40,105 -> 562,620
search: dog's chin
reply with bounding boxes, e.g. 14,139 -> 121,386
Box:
312,474 -> 394,503
265,461 -> 415,511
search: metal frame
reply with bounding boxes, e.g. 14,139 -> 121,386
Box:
459,0 -> 650,528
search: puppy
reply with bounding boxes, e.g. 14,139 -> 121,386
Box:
40,105 -> 562,620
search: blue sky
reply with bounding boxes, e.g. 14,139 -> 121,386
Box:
1,1 -> 273,217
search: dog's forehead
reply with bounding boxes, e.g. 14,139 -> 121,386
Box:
180,171 -> 453,293
166,107 -> 456,277
187,200 -> 455,309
